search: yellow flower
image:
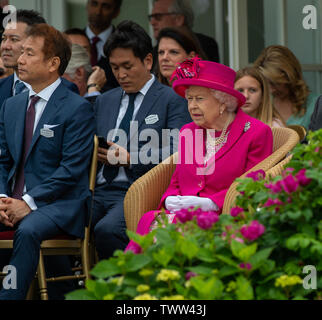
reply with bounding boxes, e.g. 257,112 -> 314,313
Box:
161,295 -> 185,300
185,280 -> 191,288
110,276 -> 124,286
134,294 -> 158,300
139,268 -> 154,277
136,284 -> 150,293
226,281 -> 237,292
103,294 -> 114,300
156,269 -> 180,282
275,275 -> 303,288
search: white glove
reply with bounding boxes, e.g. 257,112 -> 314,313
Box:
165,196 -> 183,212
179,196 -> 219,211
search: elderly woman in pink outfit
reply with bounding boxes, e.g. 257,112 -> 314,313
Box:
126,58 -> 273,250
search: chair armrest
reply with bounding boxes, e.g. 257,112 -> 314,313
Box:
124,153 -> 177,232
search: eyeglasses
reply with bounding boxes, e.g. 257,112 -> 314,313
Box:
148,13 -> 177,21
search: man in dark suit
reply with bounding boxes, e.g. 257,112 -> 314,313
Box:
93,20 -> 190,260
85,0 -> 121,92
309,95 -> 322,131
0,10 -> 78,108
0,24 -> 94,300
149,0 -> 220,63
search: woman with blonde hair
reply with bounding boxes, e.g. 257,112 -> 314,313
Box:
234,66 -> 285,127
253,45 -> 320,129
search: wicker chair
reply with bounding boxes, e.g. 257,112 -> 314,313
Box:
0,135 -> 98,300
266,154 -> 293,179
124,127 -> 299,232
287,125 -> 307,141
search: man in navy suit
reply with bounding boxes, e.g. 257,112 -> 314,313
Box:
0,24 -> 94,300
0,10 -> 78,108
93,20 -> 190,260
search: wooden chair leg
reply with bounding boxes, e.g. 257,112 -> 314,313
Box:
25,278 -> 37,300
81,242 -> 90,280
37,251 -> 48,300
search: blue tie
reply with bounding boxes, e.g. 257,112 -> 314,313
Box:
117,92 -> 138,138
14,80 -> 26,95
103,92 -> 138,183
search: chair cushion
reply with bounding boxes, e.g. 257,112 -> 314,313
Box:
0,231 -> 15,240
0,231 -> 76,241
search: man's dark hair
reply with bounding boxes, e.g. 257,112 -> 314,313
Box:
87,0 -> 123,12
16,9 -> 46,25
113,0 -> 123,11
26,23 -> 71,76
65,28 -> 89,39
104,20 -> 152,62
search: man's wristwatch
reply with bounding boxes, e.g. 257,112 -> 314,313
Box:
87,83 -> 99,90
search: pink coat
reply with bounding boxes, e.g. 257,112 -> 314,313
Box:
159,108 -> 273,211
125,109 -> 273,250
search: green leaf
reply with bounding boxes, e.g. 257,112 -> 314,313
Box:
90,259 -> 121,278
215,254 -> 238,267
65,289 -> 97,300
188,265 -> 214,276
190,276 -> 224,300
178,238 -> 199,260
218,265 -> 240,278
125,254 -> 152,272
238,243 -> 258,262
197,248 -> 216,262
248,247 -> 274,269
235,276 -> 254,300
152,246 -> 174,267
230,239 -> 247,260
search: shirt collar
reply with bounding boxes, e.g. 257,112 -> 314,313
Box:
13,72 -> 31,90
29,78 -> 62,102
86,25 -> 113,44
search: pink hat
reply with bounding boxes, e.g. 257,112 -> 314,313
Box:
172,58 -> 246,107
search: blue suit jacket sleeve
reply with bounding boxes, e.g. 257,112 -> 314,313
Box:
0,102 -> 14,195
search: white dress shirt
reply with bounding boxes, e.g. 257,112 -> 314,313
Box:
97,74 -> 155,184
0,78 -> 62,210
85,25 -> 113,60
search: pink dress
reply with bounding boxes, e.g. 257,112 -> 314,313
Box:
125,109 -> 273,250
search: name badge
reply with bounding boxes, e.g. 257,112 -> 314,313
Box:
40,128 -> 54,138
145,114 -> 159,125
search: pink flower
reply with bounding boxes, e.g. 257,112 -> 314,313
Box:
240,220 -> 265,241
265,180 -> 283,194
239,263 -> 252,270
185,271 -> 198,280
230,207 -> 244,217
246,169 -> 266,181
295,169 -> 311,187
231,234 -> 244,243
263,198 -> 283,207
196,211 -> 219,230
176,208 -> 194,223
281,174 -> 300,194
126,241 -> 142,254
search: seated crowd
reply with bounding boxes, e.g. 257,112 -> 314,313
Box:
0,0 -> 321,300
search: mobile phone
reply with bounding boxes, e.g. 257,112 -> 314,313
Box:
98,136 -> 110,149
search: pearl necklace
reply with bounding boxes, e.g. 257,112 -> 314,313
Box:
205,113 -> 233,163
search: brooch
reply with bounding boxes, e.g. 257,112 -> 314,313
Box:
244,122 -> 251,132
